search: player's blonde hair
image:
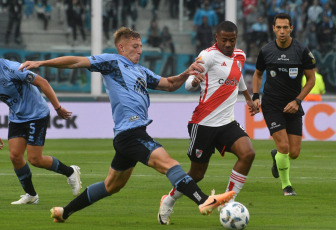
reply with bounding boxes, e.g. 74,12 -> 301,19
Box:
113,27 -> 141,47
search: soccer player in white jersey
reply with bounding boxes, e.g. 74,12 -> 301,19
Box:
19,27 -> 235,224
0,58 -> 81,205
158,21 -> 259,225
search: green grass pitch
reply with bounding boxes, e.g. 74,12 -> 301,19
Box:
0,139 -> 335,230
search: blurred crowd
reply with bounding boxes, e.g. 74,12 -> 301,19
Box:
0,0 -> 335,57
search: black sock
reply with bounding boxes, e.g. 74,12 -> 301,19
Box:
63,188 -> 90,219
14,163 -> 37,196
57,161 -> 74,177
22,174 -> 37,196
176,178 -> 208,205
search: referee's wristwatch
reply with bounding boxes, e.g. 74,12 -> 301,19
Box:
295,98 -> 302,106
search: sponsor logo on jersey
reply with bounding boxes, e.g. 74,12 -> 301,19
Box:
195,149 -> 203,158
270,70 -> 276,77
129,115 -> 139,122
277,54 -> 289,61
218,78 -> 239,86
221,61 -> 227,66
289,68 -> 298,79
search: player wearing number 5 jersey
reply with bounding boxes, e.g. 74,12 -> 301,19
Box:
158,21 -> 259,225
0,58 -> 81,205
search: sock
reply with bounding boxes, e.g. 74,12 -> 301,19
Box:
48,157 -> 74,177
275,152 -> 291,189
225,169 -> 247,201
163,187 -> 183,208
63,181 -> 110,219
14,163 -> 37,196
166,165 -> 208,205
169,187 -> 183,201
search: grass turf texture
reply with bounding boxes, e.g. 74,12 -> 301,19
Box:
0,139 -> 335,230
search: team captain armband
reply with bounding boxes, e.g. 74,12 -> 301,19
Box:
252,93 -> 260,101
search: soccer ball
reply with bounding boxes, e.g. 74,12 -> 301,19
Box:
219,201 -> 249,229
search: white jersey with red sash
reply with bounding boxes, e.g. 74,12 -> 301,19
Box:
186,44 -> 247,127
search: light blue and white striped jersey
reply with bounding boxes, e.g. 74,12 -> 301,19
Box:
0,58 -> 49,123
88,54 -> 161,136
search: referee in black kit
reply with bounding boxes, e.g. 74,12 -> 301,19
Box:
251,13 -> 316,196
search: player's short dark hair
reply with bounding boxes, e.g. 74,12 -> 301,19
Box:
215,21 -> 238,34
113,27 -> 141,46
273,13 -> 292,26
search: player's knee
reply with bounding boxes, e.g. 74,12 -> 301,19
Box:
27,155 -> 42,167
240,149 -> 255,164
189,172 -> 204,183
9,152 -> 23,165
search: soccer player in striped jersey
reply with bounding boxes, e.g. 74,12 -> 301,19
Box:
158,21 -> 259,225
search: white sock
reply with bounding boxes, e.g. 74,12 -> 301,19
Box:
225,169 -> 247,201
164,187 -> 183,207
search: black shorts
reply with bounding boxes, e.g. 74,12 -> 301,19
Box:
261,99 -> 303,136
187,121 -> 249,163
8,115 -> 50,146
111,126 -> 162,171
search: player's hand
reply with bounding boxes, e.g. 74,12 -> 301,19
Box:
283,100 -> 299,113
56,107 -> 72,120
188,59 -> 205,76
247,100 -> 260,116
0,138 -> 4,150
192,73 -> 206,87
19,61 -> 42,71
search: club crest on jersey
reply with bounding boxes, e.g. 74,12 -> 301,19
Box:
289,68 -> 298,79
278,54 -> 289,61
270,70 -> 276,77
195,149 -> 203,158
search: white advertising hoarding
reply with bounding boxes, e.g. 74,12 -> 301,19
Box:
0,101 -> 335,141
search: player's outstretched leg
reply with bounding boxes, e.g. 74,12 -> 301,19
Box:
271,149 -> 279,178
199,190 -> 235,215
67,165 -> 82,196
50,207 -> 65,223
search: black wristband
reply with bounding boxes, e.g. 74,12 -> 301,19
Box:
252,93 -> 260,101
295,98 -> 302,106
55,106 -> 62,111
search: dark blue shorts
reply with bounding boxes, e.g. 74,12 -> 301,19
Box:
187,121 -> 249,163
111,126 -> 162,171
8,115 -> 49,146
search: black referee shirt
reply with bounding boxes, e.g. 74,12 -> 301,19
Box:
256,39 -> 315,102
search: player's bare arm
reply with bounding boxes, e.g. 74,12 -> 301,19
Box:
156,60 -> 205,92
19,56 -> 91,70
33,75 -> 72,120
252,69 -> 264,108
0,138 -> 4,150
